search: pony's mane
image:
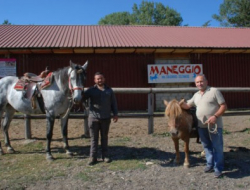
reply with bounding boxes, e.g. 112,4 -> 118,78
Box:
165,99 -> 182,118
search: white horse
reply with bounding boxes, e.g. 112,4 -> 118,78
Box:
0,60 -> 88,160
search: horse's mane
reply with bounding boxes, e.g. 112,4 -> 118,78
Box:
53,66 -> 70,92
165,99 -> 182,118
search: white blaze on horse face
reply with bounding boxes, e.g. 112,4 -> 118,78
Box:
68,68 -> 83,104
168,116 -> 179,136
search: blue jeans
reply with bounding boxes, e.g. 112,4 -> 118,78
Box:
198,127 -> 224,172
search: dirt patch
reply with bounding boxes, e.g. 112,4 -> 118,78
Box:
1,115 -> 250,190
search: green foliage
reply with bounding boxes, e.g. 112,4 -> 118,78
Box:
98,0 -> 182,26
98,12 -> 131,25
2,19 -> 11,25
212,0 -> 250,27
202,20 -> 211,27
223,129 -> 231,134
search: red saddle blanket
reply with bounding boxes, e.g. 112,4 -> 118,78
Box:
40,72 -> 53,89
14,81 -> 36,100
14,80 -> 28,91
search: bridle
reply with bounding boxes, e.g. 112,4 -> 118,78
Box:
68,68 -> 84,95
62,67 -> 85,118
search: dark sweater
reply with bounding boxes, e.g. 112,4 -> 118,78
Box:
84,84 -> 118,119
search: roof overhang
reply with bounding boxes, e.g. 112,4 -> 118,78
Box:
1,48 -> 250,55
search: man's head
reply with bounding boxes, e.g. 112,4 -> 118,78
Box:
94,72 -> 105,87
195,74 -> 208,92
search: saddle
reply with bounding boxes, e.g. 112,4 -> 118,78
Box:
14,67 -> 53,113
187,107 -> 200,142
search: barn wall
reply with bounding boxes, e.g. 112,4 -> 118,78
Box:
12,53 -> 154,111
190,53 -> 250,109
8,53 -> 250,111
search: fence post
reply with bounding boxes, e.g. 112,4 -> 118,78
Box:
24,114 -> 31,139
148,92 -> 154,134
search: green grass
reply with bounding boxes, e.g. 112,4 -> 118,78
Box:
0,136 -> 151,189
152,132 -> 170,137
107,159 -> 147,171
223,129 -> 231,135
75,171 -> 91,181
112,137 -> 131,146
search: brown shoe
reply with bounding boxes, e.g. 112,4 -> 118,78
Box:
88,158 -> 97,166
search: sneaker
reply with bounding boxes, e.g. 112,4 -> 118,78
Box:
88,158 -> 97,166
204,166 -> 214,173
214,171 -> 222,178
103,157 -> 112,163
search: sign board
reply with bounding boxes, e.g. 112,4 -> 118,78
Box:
0,58 -> 17,78
148,64 -> 203,83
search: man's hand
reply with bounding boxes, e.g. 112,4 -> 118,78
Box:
206,115 -> 217,124
113,115 -> 118,123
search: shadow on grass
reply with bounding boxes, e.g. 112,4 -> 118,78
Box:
3,138 -> 250,179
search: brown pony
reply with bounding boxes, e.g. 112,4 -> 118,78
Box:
164,99 -> 198,168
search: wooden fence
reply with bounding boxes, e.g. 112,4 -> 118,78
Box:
12,87 -> 250,139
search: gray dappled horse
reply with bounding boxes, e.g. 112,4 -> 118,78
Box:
0,60 -> 88,160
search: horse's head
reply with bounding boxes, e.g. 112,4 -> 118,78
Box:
68,60 -> 88,104
164,99 -> 183,136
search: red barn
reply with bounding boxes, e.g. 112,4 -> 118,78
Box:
0,25 -> 250,111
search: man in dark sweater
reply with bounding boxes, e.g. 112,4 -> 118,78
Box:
84,72 -> 118,165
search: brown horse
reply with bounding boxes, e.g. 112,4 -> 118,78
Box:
164,99 -> 198,168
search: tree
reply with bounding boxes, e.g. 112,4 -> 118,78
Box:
202,20 -> 211,27
2,20 -> 11,25
99,12 -> 131,25
98,1 -> 183,26
212,0 -> 250,27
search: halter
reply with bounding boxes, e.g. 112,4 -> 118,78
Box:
62,68 -> 84,118
68,68 -> 84,94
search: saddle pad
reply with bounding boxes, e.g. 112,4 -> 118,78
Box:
14,79 -> 28,91
40,72 -> 53,89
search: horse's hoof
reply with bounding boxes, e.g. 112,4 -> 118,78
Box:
174,159 -> 180,165
46,155 -> 55,161
183,163 -> 190,168
201,150 -> 206,157
66,151 -> 73,157
7,147 -> 15,154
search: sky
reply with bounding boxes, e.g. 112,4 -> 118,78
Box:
1,0 -> 224,27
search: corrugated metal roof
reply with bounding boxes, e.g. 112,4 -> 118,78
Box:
1,25 -> 250,49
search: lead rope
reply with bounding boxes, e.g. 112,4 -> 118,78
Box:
62,70 -> 74,119
207,123 -> 218,140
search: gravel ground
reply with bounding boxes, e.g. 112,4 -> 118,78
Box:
1,115 -> 250,190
